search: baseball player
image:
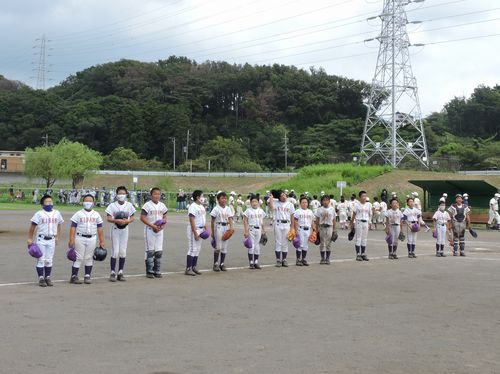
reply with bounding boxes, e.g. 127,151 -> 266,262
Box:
268,190 -> 294,267
105,186 -> 136,281
235,194 -> 244,222
309,195 -> 320,213
351,191 -> 372,261
337,196 -> 348,230
27,195 -> 64,287
411,191 -> 430,232
432,201 -> 452,257
314,195 -> 337,264
379,198 -> 388,229
185,190 -> 207,276
384,198 -> 403,259
402,197 -> 421,258
243,194 -> 266,269
371,197 -> 381,230
68,194 -> 105,284
140,187 -> 167,278
448,194 -> 471,256
228,191 -> 236,217
210,192 -> 234,272
487,193 -> 500,229
292,196 -> 316,266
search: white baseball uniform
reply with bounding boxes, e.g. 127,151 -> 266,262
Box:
141,200 -> 168,254
337,202 -> 348,226
187,202 -> 206,257
432,210 -> 451,246
310,199 -> 320,213
106,201 -> 136,258
293,208 -> 315,251
488,197 -> 500,225
272,199 -> 294,253
402,207 -> 421,245
244,207 -> 266,255
70,209 -> 103,268
31,209 -> 64,268
353,202 -> 372,248
384,208 -> 403,248
210,204 -> 233,253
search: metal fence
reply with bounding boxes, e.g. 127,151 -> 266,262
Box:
93,170 -> 297,177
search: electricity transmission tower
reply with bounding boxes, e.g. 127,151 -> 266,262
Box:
33,34 -> 48,90
361,0 -> 429,168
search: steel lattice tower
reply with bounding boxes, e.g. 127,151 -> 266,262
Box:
35,34 -> 47,90
361,0 -> 429,168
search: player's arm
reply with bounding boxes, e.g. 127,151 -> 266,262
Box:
106,213 -> 116,224
228,216 -> 234,231
140,209 -> 154,228
128,212 -> 135,224
384,215 -> 390,234
351,211 -> 356,230
68,223 -> 76,248
465,210 -> 471,229
331,214 -> 336,232
97,224 -> 105,248
56,223 -> 62,245
190,215 -> 200,241
27,223 -> 36,246
210,216 -> 216,239
292,214 -> 298,233
243,215 -> 249,238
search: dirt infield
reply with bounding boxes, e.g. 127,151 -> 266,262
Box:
1,210 -> 499,374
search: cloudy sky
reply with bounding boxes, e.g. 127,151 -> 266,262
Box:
1,0 -> 499,115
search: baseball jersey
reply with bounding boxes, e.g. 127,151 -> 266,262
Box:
106,201 -> 136,222
141,200 -> 168,225
188,202 -> 206,227
432,210 -> 451,225
310,199 -> 320,211
70,209 -> 103,235
31,209 -> 64,237
294,208 -> 315,227
385,209 -> 403,225
314,206 -> 336,225
329,199 -> 337,211
337,202 -> 348,214
373,201 -> 381,212
448,204 -> 470,222
236,198 -> 244,207
380,201 -> 387,213
272,199 -> 294,221
353,202 -> 372,221
244,207 -> 266,227
490,198 -> 499,212
402,207 -> 421,222
210,205 -> 233,223
413,197 -> 422,210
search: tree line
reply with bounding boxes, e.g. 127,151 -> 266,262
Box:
0,57 -> 498,171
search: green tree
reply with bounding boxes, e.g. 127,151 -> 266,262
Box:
24,145 -> 59,188
52,139 -> 103,188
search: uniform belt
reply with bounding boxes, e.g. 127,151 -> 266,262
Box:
439,223 -> 446,226
359,220 -> 368,223
197,226 -> 204,229
76,233 -> 94,238
300,226 -> 310,230
320,224 -> 331,228
216,222 -> 228,226
38,235 -> 55,240
277,220 -> 289,223
410,221 -> 417,223
391,223 -> 399,226
252,226 -> 260,229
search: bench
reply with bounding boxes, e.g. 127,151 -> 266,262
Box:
422,212 -> 489,224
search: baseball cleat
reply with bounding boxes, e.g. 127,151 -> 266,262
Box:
184,268 -> 196,276
296,259 -> 303,266
154,273 -> 163,278
361,255 -> 369,261
389,254 -> 394,259
146,273 -> 155,278
109,273 -> 116,282
44,277 -> 53,286
192,267 -> 202,275
70,276 -> 82,284
325,259 -> 330,265
249,263 -> 255,269
213,263 -> 220,272
38,278 -> 47,287
275,260 -> 282,267
392,253 -> 399,259
220,264 -> 227,272
460,252 -> 466,257
117,273 -> 126,281
84,276 -> 92,284
302,259 -> 309,266
281,259 -> 288,267
254,263 -> 261,269
356,255 -> 363,261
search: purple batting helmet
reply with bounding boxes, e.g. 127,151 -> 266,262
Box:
292,235 -> 301,249
385,233 -> 393,245
28,243 -> 43,258
243,237 -> 253,249
154,219 -> 166,226
411,223 -> 420,233
66,246 -> 77,262
432,229 -> 438,239
200,230 -> 210,239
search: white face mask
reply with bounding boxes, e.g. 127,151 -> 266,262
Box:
117,194 -> 127,202
83,202 -> 93,210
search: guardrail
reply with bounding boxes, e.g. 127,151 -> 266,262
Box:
93,170 -> 297,177
458,170 -> 500,176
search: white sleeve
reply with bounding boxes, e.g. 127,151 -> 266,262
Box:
210,207 -> 217,218
30,212 -> 40,225
96,213 -> 104,225
70,212 -> 79,224
57,211 -> 64,224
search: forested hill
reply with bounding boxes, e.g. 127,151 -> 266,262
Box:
0,58 -> 499,170
0,57 -> 369,170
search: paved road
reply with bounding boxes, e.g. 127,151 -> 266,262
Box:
1,210 -> 499,374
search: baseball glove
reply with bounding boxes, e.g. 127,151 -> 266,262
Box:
287,229 -> 296,241
259,233 -> 268,245
468,228 -> 478,238
114,211 -> 129,229
314,231 -> 321,246
331,231 -> 338,242
221,229 -> 235,241
348,228 -> 355,241
398,232 -> 406,241
308,231 -> 317,243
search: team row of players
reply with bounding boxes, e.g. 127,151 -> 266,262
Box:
26,187 -> 472,287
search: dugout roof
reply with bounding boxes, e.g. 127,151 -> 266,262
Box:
409,179 -> 498,211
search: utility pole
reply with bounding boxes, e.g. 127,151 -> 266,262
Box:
185,129 -> 190,161
170,137 -> 176,171
283,131 -> 288,170
361,0 -> 428,168
42,133 -> 49,146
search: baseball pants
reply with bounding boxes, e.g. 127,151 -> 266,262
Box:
74,235 -> 96,268
355,220 -> 369,247
436,224 -> 448,245
187,226 -> 204,257
452,221 -> 466,253
319,225 -> 333,252
274,223 -> 290,253
35,236 -> 56,268
215,225 -> 229,253
488,210 -> 500,225
248,227 -> 262,255
111,226 -> 129,258
298,227 -> 310,251
388,224 -> 400,252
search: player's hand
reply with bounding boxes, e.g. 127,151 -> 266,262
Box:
244,232 -> 249,238
99,242 -> 105,248
152,226 -> 160,233
194,233 -> 200,241
68,240 -> 75,248
27,239 -> 33,246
